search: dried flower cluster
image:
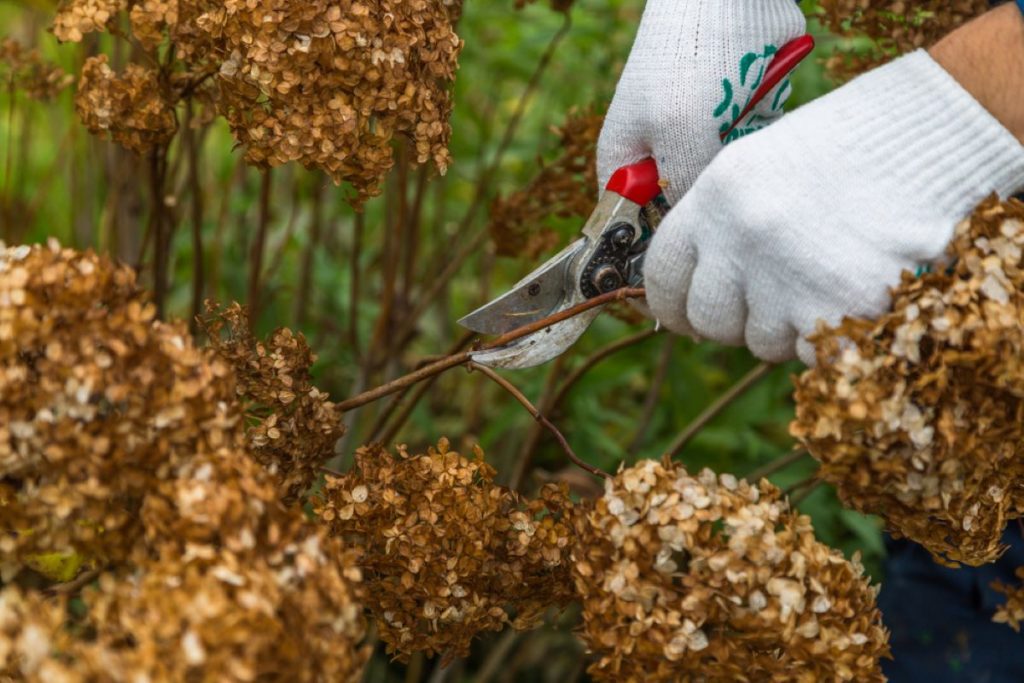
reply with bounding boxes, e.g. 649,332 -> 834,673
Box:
0,38 -> 72,101
994,566 -> 1024,632
201,302 -> 344,504
819,0 -> 988,81
75,55 -> 178,155
792,197 -> 1024,567
315,439 -> 577,662
1,450 -> 369,681
56,0 -> 463,202
572,460 -> 889,682
51,0 -> 124,42
0,241 -> 238,568
0,242 -> 368,680
489,107 -> 602,260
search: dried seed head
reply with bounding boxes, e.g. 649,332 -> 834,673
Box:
200,302 -> 344,504
315,439 -> 577,663
55,0 -> 463,203
0,242 -> 240,567
793,197 -> 1024,567
572,460 -> 889,682
0,39 -> 73,102
75,55 -> 178,154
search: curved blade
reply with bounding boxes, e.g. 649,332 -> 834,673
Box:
458,240 -> 584,336
468,307 -> 603,370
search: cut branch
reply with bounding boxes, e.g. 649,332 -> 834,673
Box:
335,288 -> 646,412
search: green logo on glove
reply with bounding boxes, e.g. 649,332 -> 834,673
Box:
714,45 -> 792,144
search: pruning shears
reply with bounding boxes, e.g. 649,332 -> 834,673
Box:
459,36 -> 816,370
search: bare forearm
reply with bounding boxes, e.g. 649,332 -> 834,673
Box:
930,3 -> 1024,143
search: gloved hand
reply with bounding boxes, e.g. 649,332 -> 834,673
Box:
597,0 -> 807,205
642,50 -> 1024,365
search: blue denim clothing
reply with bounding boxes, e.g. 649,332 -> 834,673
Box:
880,528 -> 1024,682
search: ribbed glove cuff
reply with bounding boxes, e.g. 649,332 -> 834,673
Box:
810,50 -> 1024,217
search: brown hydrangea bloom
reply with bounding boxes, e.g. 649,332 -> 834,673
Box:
52,0 -> 125,42
0,588 -> 74,681
129,0 -> 180,50
75,55 -> 178,155
572,460 -> 889,682
792,198 -> 1024,567
105,449 -> 368,682
0,39 -> 73,101
489,107 -> 602,260
819,0 -> 988,81
201,0 -> 461,203
0,241 -> 240,569
200,302 -> 344,504
56,0 -> 462,202
1,449 -> 369,682
0,241 -> 368,678
994,567 -> 1024,632
315,439 -> 577,662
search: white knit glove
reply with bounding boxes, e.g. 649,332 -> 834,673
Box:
643,50 -> 1024,365
597,0 -> 807,204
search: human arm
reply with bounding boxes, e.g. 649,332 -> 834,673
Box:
638,4 -> 1024,364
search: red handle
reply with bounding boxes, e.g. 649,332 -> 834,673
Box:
605,158 -> 662,205
719,34 -> 815,142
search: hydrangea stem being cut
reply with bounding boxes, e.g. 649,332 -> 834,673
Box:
335,287 -> 647,412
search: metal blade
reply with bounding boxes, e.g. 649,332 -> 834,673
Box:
468,307 -> 603,370
457,239 -> 584,336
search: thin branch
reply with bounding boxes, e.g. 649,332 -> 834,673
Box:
468,363 -> 610,480
786,476 -> 823,506
629,335 -> 675,452
369,331 -> 476,444
745,449 -> 810,484
335,288 -> 646,412
45,567 -> 102,596
666,362 -> 774,459
247,169 -> 273,324
294,177 -> 323,327
184,101 -> 204,334
508,355 -> 566,490
549,329 -> 658,415
394,14 -> 573,344
348,211 -> 364,362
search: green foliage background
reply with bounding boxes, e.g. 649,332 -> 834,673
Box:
0,0 -> 885,680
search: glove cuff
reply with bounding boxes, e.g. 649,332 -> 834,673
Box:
828,50 -> 1024,217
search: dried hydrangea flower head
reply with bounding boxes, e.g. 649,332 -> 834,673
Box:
0,39 -> 73,101
315,439 -> 576,662
819,0 -> 989,81
0,241 -> 240,570
97,449 -> 368,682
75,55 -> 178,155
1,449 -> 369,681
0,241 -> 368,681
200,302 -> 344,504
572,460 -> 889,682
51,0 -> 124,42
55,0 -> 463,203
793,198 -> 1024,566
202,0 -> 461,203
994,566 -> 1024,632
489,107 -> 602,260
